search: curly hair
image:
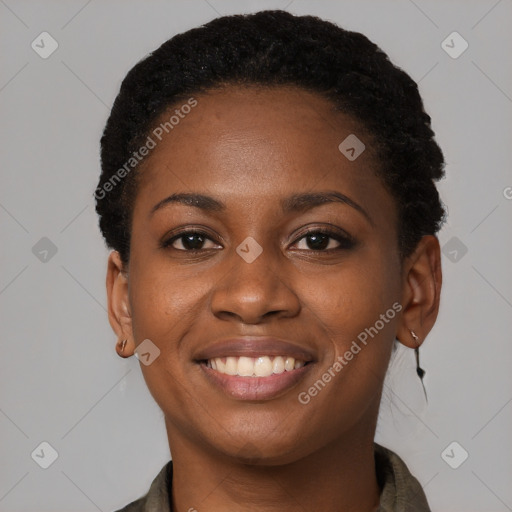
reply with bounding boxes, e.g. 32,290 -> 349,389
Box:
96,9 -> 446,268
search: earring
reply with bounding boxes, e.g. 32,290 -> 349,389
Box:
120,339 -> 127,353
410,330 -> 428,402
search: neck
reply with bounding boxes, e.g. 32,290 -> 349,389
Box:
166,416 -> 381,512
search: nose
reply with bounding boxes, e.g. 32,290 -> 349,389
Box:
209,244 -> 301,325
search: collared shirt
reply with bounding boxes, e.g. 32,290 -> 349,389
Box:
113,443 -> 431,512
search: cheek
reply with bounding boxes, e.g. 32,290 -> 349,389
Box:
127,267 -> 207,424
292,263 -> 399,422
128,263 -> 205,341
299,253 -> 401,343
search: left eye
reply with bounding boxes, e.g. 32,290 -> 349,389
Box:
292,230 -> 354,251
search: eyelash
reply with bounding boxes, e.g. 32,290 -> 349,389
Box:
160,227 -> 355,253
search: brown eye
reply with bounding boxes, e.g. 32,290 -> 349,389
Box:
161,230 -> 221,251
293,229 -> 355,252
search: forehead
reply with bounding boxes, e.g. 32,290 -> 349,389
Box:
142,86 -> 374,167
132,85 -> 392,222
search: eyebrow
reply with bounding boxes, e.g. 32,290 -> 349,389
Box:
150,190 -> 373,225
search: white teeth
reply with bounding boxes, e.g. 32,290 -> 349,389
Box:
254,356 -> 273,377
224,356 -> 238,375
284,357 -> 295,371
216,358 -> 226,373
207,355 -> 307,377
238,356 -> 254,377
273,356 -> 285,374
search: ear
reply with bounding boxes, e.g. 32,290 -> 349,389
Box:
106,251 -> 135,357
396,235 -> 442,348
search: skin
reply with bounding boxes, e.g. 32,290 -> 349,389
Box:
106,85 -> 442,512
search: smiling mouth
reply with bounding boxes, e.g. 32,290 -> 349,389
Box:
203,355 -> 309,377
198,357 -> 314,400
194,337 -> 316,400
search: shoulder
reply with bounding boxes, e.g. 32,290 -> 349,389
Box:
111,460 -> 173,512
374,443 -> 431,512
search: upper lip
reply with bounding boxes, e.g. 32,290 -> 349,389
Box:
194,337 -> 316,362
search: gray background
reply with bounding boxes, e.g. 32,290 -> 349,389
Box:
1,0 -> 511,511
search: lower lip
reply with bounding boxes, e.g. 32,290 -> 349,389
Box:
199,362 -> 314,401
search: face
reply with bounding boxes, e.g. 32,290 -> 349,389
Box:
114,85 -> 407,464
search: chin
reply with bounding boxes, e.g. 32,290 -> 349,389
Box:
209,428 -> 315,466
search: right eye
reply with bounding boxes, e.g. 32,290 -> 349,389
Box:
161,230 -> 222,251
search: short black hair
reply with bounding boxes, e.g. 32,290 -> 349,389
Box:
96,9 -> 446,267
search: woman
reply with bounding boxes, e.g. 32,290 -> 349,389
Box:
96,9 -> 444,512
